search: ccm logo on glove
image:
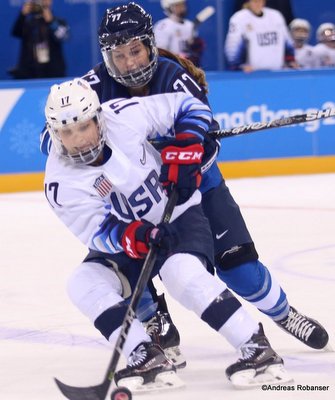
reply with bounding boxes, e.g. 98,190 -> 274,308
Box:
163,149 -> 203,162
160,138 -> 204,205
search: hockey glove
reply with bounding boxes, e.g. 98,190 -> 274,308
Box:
120,221 -> 178,259
160,136 -> 204,205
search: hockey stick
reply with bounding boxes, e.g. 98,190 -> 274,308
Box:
208,107 -> 335,140
54,188 -> 179,400
194,6 -> 216,28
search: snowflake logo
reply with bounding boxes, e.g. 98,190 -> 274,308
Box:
9,119 -> 40,159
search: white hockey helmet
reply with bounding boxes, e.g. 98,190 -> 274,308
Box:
161,0 -> 186,16
45,78 -> 106,165
316,22 -> 335,43
161,0 -> 186,10
289,18 -> 311,43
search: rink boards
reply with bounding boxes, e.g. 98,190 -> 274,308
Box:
0,69 -> 335,192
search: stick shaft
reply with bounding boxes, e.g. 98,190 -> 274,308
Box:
107,189 -> 179,383
209,107 -> 335,139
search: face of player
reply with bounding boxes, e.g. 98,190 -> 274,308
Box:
292,28 -> 309,45
170,2 -> 187,19
58,119 -> 99,157
248,0 -> 266,15
111,39 -> 150,75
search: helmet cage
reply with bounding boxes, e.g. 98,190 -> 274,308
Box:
48,113 -> 106,165
101,34 -> 158,87
291,28 -> 310,43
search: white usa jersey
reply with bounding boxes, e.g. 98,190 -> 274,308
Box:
154,17 -> 194,56
295,44 -> 318,69
225,7 -> 294,70
313,43 -> 335,68
44,92 -> 212,254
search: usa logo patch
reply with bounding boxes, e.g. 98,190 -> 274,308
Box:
93,174 -> 112,197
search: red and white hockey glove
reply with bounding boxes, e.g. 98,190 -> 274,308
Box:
120,221 -> 178,259
160,136 -> 204,205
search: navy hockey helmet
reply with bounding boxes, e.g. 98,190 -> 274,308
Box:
98,2 -> 158,87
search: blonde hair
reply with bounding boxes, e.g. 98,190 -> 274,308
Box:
158,48 -> 208,94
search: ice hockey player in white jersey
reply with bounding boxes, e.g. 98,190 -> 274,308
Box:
314,22 -> 335,68
224,0 -> 297,72
43,78 -> 292,392
289,18 -> 318,69
154,0 -> 204,66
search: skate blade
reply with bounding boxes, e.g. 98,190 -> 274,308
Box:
165,346 -> 187,369
117,371 -> 185,394
230,364 -> 293,389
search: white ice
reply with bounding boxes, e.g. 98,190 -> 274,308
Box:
0,173 -> 334,400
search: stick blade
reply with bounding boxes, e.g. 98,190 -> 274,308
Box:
54,377 -> 110,400
195,6 -> 215,23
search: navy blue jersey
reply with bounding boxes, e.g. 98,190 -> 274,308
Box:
82,56 -> 210,109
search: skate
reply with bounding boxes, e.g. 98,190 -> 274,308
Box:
114,341 -> 184,393
276,306 -> 329,350
144,295 -> 187,369
226,323 -> 293,389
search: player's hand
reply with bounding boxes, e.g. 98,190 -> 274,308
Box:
120,220 -> 178,259
159,136 -> 204,205
242,64 -> 254,73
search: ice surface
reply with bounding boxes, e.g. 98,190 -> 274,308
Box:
1,174 -> 334,399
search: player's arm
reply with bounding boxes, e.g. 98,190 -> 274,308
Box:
44,173 -> 138,255
224,13 -> 247,70
45,167 -> 177,259
142,92 -> 212,204
102,92 -> 211,147
102,93 -> 211,205
141,92 -> 212,142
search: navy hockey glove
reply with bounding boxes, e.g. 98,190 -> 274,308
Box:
120,221 -> 178,259
160,136 -> 204,205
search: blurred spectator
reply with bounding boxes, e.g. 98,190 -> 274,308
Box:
313,23 -> 335,68
153,0 -> 205,66
9,0 -> 69,79
224,0 -> 297,72
234,0 -> 294,25
289,18 -> 318,69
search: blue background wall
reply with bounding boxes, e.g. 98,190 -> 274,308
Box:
1,69 -> 335,177
1,0 -> 335,80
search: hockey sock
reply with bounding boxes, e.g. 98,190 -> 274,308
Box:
217,260 -> 289,321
